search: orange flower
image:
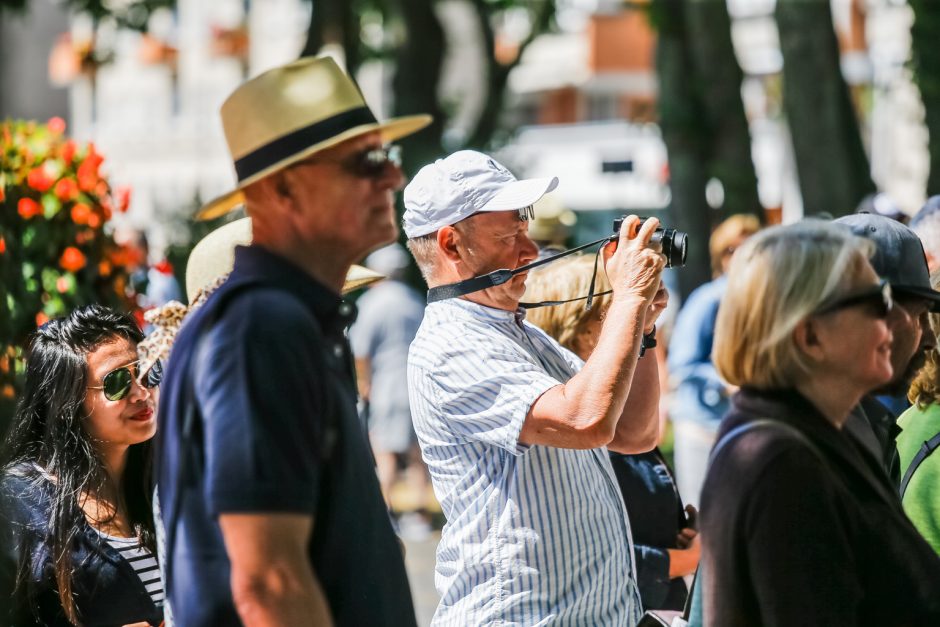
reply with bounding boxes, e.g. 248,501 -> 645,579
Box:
87,212 -> 101,228
17,198 -> 41,219
59,246 -> 86,272
47,117 -> 66,134
61,140 -> 76,165
77,161 -> 98,192
0,237 -> 5,254
54,177 -> 78,201
70,202 -> 91,225
115,186 -> 131,213
1,385 -> 14,399
35,312 -> 49,327
98,260 -> 112,276
27,167 -> 54,192
56,276 -> 69,293
77,146 -> 104,192
0,185 -> 5,202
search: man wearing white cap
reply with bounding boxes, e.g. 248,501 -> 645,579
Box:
155,57 -> 430,626
404,150 -> 667,625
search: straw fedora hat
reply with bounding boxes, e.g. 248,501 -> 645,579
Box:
197,55 -> 432,220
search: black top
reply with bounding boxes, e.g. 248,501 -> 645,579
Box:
849,395 -> 902,486
0,465 -> 163,627
155,245 -> 416,627
608,449 -> 688,611
700,387 -> 940,627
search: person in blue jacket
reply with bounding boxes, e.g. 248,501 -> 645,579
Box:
667,214 -> 761,506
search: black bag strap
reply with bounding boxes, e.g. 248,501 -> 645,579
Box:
899,429 -> 940,499
427,235 -> 611,305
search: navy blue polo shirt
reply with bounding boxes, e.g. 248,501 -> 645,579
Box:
155,245 -> 416,626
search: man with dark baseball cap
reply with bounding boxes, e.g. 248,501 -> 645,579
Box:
836,213 -> 940,487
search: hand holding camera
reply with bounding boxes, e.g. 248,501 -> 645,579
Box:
603,215 -> 668,305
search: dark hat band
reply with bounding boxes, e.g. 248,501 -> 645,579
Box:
233,106 -> 378,182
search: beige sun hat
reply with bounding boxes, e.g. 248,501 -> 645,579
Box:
185,217 -> 384,302
137,217 -> 384,380
196,55 -> 432,220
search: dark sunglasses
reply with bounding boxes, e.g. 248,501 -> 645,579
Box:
814,280 -> 893,319
341,144 -> 402,179
87,360 -> 162,401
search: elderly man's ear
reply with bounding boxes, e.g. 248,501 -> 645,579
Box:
244,172 -> 296,217
438,225 -> 462,263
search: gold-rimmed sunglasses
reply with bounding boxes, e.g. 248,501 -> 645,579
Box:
87,360 -> 162,401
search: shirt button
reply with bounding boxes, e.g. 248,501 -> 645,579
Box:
333,344 -> 344,358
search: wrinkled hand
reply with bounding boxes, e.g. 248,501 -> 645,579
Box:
644,284 -> 668,334
603,215 -> 667,305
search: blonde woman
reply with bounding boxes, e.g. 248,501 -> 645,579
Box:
524,255 -> 697,611
701,220 -> 940,626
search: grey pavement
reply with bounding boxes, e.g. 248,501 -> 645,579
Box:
403,531 -> 441,627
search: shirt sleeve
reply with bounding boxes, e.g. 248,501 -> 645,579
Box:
410,333 -> 563,455
196,291 -> 328,516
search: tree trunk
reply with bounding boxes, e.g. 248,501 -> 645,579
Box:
390,0 -> 447,177
775,0 -> 875,217
685,0 -> 762,223
910,0 -> 940,197
465,0 -> 555,150
652,0 -> 712,299
301,0 -> 361,76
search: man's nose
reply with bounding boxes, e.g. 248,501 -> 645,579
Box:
520,233 -> 539,265
379,162 -> 406,192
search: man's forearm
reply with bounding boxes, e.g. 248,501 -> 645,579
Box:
607,352 -> 660,453
554,296 -> 649,445
231,563 -> 333,627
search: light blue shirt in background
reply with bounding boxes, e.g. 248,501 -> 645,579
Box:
667,275 -> 730,428
408,298 -> 642,626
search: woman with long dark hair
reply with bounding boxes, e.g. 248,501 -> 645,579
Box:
0,304 -> 163,626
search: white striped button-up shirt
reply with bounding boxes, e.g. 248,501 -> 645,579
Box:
408,298 -> 642,626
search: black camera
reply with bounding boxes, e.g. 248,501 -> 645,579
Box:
612,216 -> 688,268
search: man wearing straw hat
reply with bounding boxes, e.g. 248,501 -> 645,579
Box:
154,56 -> 430,626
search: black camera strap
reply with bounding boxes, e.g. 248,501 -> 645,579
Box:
426,234 -> 614,309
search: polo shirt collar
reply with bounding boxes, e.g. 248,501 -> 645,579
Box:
231,245 -> 356,331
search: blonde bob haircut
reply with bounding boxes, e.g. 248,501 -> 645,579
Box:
713,219 -> 875,389
523,254 -> 612,353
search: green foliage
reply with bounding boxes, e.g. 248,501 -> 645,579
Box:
0,118 -> 137,422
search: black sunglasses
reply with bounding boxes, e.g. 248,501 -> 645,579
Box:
340,144 -> 402,179
88,360 -> 162,401
814,280 -> 893,319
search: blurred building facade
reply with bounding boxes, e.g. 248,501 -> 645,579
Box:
42,0 -> 932,250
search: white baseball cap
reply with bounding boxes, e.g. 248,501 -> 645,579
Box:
403,150 -> 559,238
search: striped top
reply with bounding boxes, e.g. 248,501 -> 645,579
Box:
97,531 -> 164,607
408,298 -> 642,626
